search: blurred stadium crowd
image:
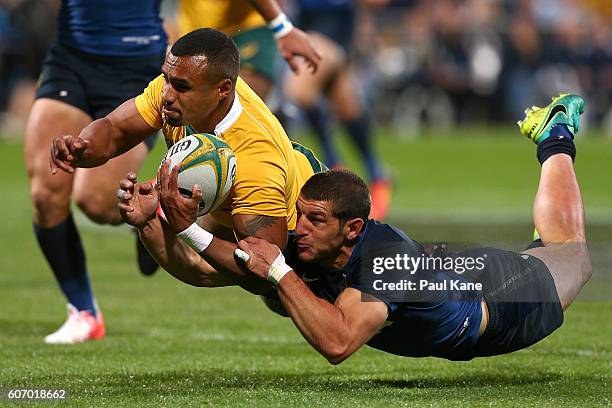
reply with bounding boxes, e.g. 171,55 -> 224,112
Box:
0,0 -> 610,136
356,0 -> 612,135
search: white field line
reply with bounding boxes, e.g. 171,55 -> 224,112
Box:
148,328 -> 303,345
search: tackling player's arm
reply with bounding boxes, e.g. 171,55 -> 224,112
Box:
279,275 -> 388,364
50,98 -> 156,173
197,213 -> 289,292
237,237 -> 389,364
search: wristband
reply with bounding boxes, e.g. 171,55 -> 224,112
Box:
268,251 -> 293,286
176,222 -> 213,253
268,12 -> 294,39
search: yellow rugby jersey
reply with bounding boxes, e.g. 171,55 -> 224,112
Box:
176,0 -> 265,37
135,74 -> 320,230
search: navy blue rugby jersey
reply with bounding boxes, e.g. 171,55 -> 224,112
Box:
58,0 -> 167,56
296,0 -> 354,12
284,220 -> 484,361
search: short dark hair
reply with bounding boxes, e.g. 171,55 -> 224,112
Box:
171,28 -> 240,84
300,169 -> 371,223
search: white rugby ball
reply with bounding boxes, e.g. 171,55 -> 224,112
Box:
160,133 -> 236,216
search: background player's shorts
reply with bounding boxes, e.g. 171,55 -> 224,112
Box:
465,248 -> 564,357
232,27 -> 276,81
35,42 -> 164,150
297,8 -> 356,53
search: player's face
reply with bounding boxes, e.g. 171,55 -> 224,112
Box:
161,53 -> 226,128
294,196 -> 345,265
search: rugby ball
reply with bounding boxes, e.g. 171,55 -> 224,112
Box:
160,133 -> 237,216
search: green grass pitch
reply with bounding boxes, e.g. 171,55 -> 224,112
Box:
0,127 -> 610,406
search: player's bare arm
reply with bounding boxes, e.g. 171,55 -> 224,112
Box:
248,0 -> 322,74
237,236 -> 389,364
233,214 -> 288,248
143,218 -> 236,288
117,171 -> 235,288
50,98 -> 156,173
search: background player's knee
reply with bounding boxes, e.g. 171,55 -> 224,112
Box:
72,145 -> 148,226
29,182 -> 72,227
284,79 -> 320,109
26,154 -> 73,227
329,71 -> 363,122
73,191 -> 121,225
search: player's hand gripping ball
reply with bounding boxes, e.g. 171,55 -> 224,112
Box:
160,133 -> 237,216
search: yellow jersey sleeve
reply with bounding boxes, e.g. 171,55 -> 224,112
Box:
135,74 -> 164,130
230,140 -> 288,218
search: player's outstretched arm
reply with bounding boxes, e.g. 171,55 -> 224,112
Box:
50,98 -> 156,173
140,218 -> 236,288
237,237 -> 389,364
117,171 -> 235,288
248,0 -> 322,74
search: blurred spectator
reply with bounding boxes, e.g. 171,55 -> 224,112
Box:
0,0 -> 56,136
356,0 -> 612,133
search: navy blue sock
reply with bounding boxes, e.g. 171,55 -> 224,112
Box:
33,214 -> 96,316
537,124 -> 576,165
343,113 -> 383,181
304,104 -> 340,168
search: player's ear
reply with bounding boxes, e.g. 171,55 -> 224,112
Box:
217,78 -> 232,99
344,217 -> 364,241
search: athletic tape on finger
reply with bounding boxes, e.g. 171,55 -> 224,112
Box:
234,248 -> 250,263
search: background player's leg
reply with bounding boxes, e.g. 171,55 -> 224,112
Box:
330,69 -> 382,180
283,32 -> 341,110
25,98 -> 98,317
329,68 -> 390,220
284,34 -> 343,171
74,141 -> 156,276
304,101 -> 339,168
524,153 -> 591,309
73,143 -> 149,226
238,70 -> 273,101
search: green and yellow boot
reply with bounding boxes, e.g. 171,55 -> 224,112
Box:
517,94 -> 585,144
